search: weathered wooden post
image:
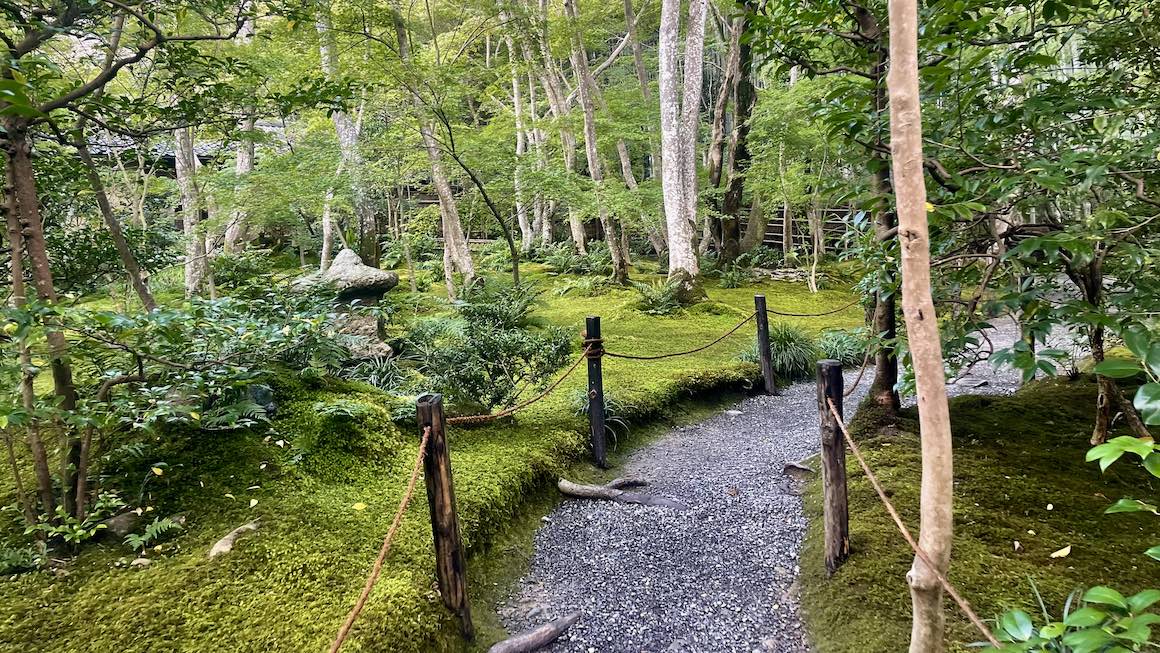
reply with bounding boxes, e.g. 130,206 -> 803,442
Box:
817,360 -> 849,575
416,393 -> 475,639
754,294 -> 777,395
585,316 -> 607,468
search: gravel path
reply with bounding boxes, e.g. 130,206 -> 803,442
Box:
497,320 -> 1048,652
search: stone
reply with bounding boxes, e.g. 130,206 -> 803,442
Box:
130,558 -> 152,568
323,249 -> 398,302
99,511 -> 140,540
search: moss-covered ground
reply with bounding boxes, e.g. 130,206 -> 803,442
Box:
800,378 -> 1160,652
0,265 -> 861,652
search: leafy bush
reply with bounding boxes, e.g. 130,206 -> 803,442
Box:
0,545 -> 42,575
817,328 -> 867,366
738,245 -> 783,269
717,264 -> 753,289
553,276 -> 615,297
338,356 -> 414,393
44,223 -> 180,296
742,321 -> 821,381
540,242 -> 588,274
571,390 -> 636,447
407,282 -> 572,410
987,583 -> 1160,651
211,250 -> 275,287
381,233 -> 439,268
631,279 -> 684,316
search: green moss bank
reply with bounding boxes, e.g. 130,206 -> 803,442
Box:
0,277 -> 861,652
800,378 -> 1160,652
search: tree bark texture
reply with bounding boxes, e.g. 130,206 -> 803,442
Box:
886,1 -> 954,650
175,127 -> 207,298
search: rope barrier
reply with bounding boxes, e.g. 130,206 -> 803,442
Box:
843,346 -> 872,398
329,426 -> 432,653
826,399 -> 1001,649
602,312 -> 757,361
766,298 -> 861,318
445,345 -> 593,426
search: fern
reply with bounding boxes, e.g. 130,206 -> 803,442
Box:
124,516 -> 183,552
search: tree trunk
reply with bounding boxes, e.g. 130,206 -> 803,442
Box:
4,163 -> 52,521
175,127 -> 207,298
317,8 -> 377,265
887,2 -> 954,650
225,18 -> 256,253
565,0 -> 629,283
659,0 -> 707,297
509,41 -> 535,253
739,197 -> 766,253
75,140 -> 158,311
392,9 -> 475,295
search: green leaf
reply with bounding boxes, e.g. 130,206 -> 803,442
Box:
1145,453 -> 1160,479
1134,384 -> 1160,426
1104,498 -> 1159,515
1084,586 -> 1128,609
1065,606 -> 1107,627
1093,359 -> 1143,378
1127,589 -> 1160,612
1062,627 -> 1112,652
1000,610 -> 1034,642
1146,546 -> 1160,562
1123,329 -> 1151,360
1039,621 -> 1066,639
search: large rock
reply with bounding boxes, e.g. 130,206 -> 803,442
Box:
324,249 -> 399,302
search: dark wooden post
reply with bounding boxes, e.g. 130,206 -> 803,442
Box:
585,316 -> 607,468
754,294 -> 777,395
817,360 -> 849,575
416,394 -> 475,639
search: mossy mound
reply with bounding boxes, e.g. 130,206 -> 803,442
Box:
801,378 -> 1160,652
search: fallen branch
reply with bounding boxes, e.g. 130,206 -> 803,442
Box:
488,611 -> 582,653
208,520 -> 259,559
557,478 -> 686,510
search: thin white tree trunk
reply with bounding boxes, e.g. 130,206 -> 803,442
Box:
508,38 -> 535,252
887,0 -> 954,650
659,0 -> 707,293
175,127 -> 205,298
224,17 -> 256,253
317,7 -> 376,264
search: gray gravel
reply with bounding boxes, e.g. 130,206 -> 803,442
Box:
497,319 -> 1057,652
496,372 -> 871,653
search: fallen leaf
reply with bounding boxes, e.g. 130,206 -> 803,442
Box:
1014,541 -> 1023,552
1050,545 -> 1072,558
353,502 -> 368,511
249,499 -> 258,508
1047,503 -> 1054,511
151,467 -> 164,476
190,412 -> 200,421
1028,529 -> 1036,535
224,493 -> 236,500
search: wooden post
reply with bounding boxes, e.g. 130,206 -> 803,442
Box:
416,393 -> 475,639
817,360 -> 849,575
585,316 -> 607,468
754,294 -> 777,395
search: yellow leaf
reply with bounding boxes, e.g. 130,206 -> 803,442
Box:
1050,545 -> 1072,558
224,493 -> 236,500
352,502 -> 367,511
151,467 -> 164,476
924,202 -> 935,212
190,412 -> 200,421
249,499 -> 258,508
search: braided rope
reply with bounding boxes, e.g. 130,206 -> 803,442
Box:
329,426 -> 432,653
843,346 -> 873,398
602,312 -> 757,361
445,345 -> 593,426
827,399 -> 1001,648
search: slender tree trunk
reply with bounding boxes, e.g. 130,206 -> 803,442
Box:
624,0 -> 660,178
75,141 -> 158,311
225,17 -> 256,253
659,0 -> 707,297
509,41 -> 535,252
868,32 -> 900,415
739,197 -> 766,253
887,2 -> 954,650
4,165 -> 48,523
565,0 -> 629,283
392,9 -> 475,295
317,8 -> 377,265
175,127 -> 206,298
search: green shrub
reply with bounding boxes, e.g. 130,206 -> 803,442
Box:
124,516 -> 183,552
739,245 -> 783,269
211,250 -> 275,287
0,546 -> 42,575
717,264 -> 753,289
631,279 -> 684,316
338,356 -> 414,393
742,321 -> 821,381
817,328 -> 868,366
987,582 -> 1160,651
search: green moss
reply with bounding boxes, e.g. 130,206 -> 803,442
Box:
800,378 -> 1160,653
0,271 -> 861,652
